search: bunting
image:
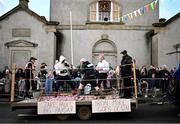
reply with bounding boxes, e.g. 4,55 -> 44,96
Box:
121,0 -> 159,22
145,4 -> 150,12
150,2 -> 155,10
134,11 -> 137,17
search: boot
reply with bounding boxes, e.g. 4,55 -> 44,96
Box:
54,92 -> 58,97
97,89 -> 105,99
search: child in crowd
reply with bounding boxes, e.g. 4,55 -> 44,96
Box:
45,70 -> 54,96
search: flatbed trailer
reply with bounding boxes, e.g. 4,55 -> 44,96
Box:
11,94 -> 138,120
10,62 -> 138,120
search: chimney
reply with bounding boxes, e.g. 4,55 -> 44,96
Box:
19,0 -> 29,8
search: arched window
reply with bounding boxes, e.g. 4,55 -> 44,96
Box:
92,34 -> 117,67
89,0 -> 121,22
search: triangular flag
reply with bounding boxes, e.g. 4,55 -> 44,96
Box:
145,4 -> 150,12
130,13 -> 133,19
155,0 -> 159,8
124,15 -> 128,21
127,13 -> 131,19
121,16 -> 124,22
137,9 -> 142,15
140,7 -> 145,14
134,11 -> 137,17
150,1 -> 155,10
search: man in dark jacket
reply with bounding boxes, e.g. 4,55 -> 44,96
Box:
24,57 -> 37,98
120,50 -> 133,98
77,58 -> 104,98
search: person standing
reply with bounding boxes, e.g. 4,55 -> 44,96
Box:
24,57 -> 37,98
148,65 -> 158,97
54,55 -> 76,97
120,50 -> 133,98
159,65 -> 170,94
3,66 -> 11,94
15,68 -> 25,98
38,63 -> 48,87
77,58 -> 104,98
45,70 -> 54,96
96,54 -> 109,90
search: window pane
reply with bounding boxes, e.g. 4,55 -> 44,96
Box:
113,3 -> 120,21
89,1 -> 121,22
99,12 -> 110,21
90,3 -> 97,21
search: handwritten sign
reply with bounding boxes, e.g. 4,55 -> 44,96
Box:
38,101 -> 76,114
92,99 -> 131,113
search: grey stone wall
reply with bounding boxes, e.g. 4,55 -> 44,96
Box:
50,0 -> 159,68
50,0 -> 159,26
157,18 -> 180,68
0,10 -> 55,70
59,29 -> 151,68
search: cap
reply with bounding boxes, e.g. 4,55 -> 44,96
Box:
41,62 -> 47,66
80,58 -> 87,62
30,57 -> 37,60
120,50 -> 127,55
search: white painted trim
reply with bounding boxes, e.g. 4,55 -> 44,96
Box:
96,2 -> 99,21
110,2 -> 113,22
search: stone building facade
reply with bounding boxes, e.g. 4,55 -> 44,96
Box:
0,0 -> 58,70
50,0 -> 159,67
0,0 -> 179,70
152,13 -> 180,68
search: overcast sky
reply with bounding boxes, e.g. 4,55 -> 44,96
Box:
0,0 -> 180,21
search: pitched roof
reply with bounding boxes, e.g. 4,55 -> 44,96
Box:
153,12 -> 180,27
0,4 -> 59,25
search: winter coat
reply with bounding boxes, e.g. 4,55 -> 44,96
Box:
121,54 -> 132,77
54,56 -> 71,76
81,61 -> 96,76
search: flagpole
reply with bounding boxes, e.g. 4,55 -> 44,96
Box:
70,11 -> 74,65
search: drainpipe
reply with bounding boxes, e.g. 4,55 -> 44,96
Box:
146,30 -> 155,65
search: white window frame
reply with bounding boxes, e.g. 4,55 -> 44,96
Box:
89,1 -> 120,22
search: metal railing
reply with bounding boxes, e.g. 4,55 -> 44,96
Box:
7,62 -> 138,104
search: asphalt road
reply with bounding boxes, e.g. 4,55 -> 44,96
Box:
1,102 -> 180,123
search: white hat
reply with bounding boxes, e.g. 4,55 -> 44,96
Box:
59,55 -> 66,63
80,58 -> 87,62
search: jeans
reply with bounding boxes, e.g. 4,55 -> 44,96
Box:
45,78 -> 53,95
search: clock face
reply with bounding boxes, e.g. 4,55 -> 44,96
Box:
99,1 -> 111,12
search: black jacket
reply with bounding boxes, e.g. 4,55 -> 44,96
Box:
81,61 -> 96,76
121,54 -> 132,77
